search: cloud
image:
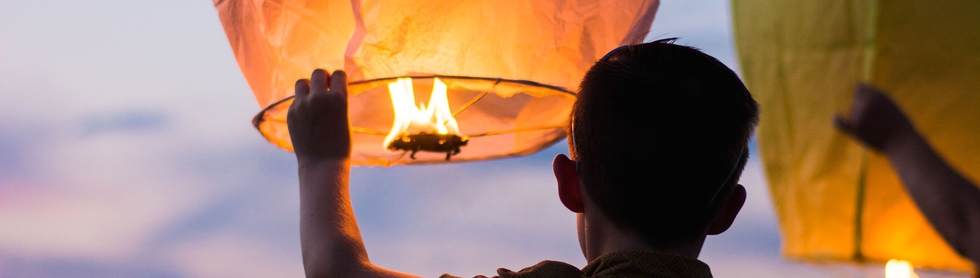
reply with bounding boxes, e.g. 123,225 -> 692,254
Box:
0,122 -> 191,261
0,140 -> 304,278
0,185 -> 175,261
0,116 -> 296,264
78,110 -> 169,136
0,256 -> 181,278
0,125 -> 46,181
165,234 -> 304,278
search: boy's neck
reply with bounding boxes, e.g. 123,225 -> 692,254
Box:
584,211 -> 705,262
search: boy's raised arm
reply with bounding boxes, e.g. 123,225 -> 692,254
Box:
288,69 -> 418,278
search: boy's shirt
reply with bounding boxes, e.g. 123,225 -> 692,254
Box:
440,250 -> 712,278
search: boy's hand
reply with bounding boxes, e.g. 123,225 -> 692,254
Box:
834,84 -> 915,151
287,69 -> 352,164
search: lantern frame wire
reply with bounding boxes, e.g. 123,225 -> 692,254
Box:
251,75 -> 576,161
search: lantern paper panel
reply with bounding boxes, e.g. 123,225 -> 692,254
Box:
214,0 -> 659,166
734,0 -> 980,271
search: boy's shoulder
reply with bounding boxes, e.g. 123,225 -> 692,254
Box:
440,260 -> 580,278
439,250 -> 712,278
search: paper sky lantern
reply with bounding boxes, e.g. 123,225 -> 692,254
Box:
734,0 -> 980,271
213,0 -> 659,166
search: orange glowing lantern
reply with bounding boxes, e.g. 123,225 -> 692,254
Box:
213,0 -> 660,166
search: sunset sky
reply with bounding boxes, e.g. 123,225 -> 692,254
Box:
0,1 -> 952,277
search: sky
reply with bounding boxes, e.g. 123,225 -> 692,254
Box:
0,1 -> 966,278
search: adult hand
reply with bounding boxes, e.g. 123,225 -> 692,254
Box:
834,84 -> 915,151
287,69 -> 352,164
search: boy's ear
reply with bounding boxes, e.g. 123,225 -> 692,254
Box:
706,184 -> 746,235
553,154 -> 584,213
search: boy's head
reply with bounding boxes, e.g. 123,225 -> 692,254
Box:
554,39 -> 759,255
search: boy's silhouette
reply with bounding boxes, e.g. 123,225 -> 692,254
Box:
286,39 -> 760,277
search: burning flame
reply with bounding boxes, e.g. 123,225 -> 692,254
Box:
885,259 -> 918,278
383,77 -> 461,150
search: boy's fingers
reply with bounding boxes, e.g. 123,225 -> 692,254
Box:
310,69 -> 329,95
295,79 -> 311,99
329,70 -> 348,98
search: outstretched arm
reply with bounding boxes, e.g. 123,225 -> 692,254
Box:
835,84 -> 980,264
288,69 -> 418,278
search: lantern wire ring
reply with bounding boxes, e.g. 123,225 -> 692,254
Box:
451,91 -> 489,117
253,75 -> 576,139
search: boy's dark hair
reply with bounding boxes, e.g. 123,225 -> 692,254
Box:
571,38 -> 759,248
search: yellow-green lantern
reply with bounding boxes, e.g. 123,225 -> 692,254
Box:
734,0 -> 979,272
